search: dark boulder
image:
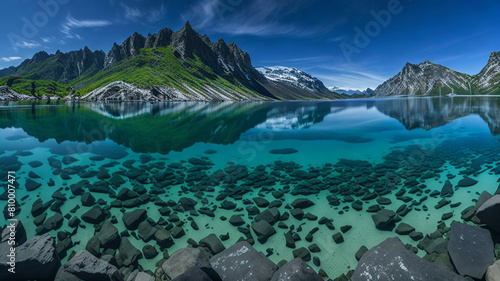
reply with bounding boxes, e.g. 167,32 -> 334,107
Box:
270,258 -> 323,281
171,266 -> 221,281
0,234 -> 61,281
251,220 -> 276,243
291,198 -> 314,209
1,219 -> 26,245
476,195 -> 500,233
351,238 -> 466,281
269,148 -> 298,154
81,205 -> 106,224
25,178 -> 42,191
395,223 -> 415,235
210,241 -> 278,281
199,234 -> 226,255
441,180 -> 454,197
162,247 -> 211,280
54,250 -> 122,281
122,209 -> 147,230
118,237 -> 142,266
448,222 -> 494,279
457,177 -> 478,187
96,220 -> 120,247
372,209 -> 397,231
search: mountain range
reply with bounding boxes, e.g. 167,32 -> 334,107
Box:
328,86 -> 374,96
373,52 -> 500,97
0,22 -> 341,101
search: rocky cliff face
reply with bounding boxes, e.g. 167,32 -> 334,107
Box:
103,21 -> 263,83
374,52 -> 500,97
476,51 -> 500,95
373,61 -> 472,97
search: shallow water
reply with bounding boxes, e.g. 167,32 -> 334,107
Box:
1,97 -> 500,278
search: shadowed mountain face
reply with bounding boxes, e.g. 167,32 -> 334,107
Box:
1,97 -> 500,155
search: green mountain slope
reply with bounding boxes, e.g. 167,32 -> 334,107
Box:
69,47 -> 264,99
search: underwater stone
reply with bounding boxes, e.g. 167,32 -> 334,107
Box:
122,209 -> 147,230
372,209 -> 397,231
269,148 -> 298,154
81,205 -> 106,224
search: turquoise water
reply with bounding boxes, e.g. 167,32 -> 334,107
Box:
1,97 -> 499,278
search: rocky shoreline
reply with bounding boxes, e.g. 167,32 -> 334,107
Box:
0,82 -> 267,102
1,131 -> 500,280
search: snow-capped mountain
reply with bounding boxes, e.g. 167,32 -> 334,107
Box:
256,66 -> 342,100
256,66 -> 325,91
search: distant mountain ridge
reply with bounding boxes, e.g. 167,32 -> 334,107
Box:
373,52 -> 500,97
328,86 -> 374,96
0,22 -> 341,101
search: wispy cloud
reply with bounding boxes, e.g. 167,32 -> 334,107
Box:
262,56 -> 334,64
314,63 -> 389,90
61,14 -> 112,39
183,0 -> 332,37
13,40 -> 41,49
121,3 -> 165,23
1,57 -> 22,62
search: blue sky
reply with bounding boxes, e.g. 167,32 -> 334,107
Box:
1,0 -> 499,90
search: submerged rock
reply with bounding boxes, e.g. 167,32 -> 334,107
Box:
351,238 -> 465,281
269,148 -> 298,155
161,247 -> 211,280
448,222 -> 494,279
372,209 -> 397,231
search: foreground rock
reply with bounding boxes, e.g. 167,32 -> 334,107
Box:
210,241 -> 278,281
351,238 -> 466,281
161,247 -> 211,280
55,250 -> 122,281
270,258 -> 323,281
486,260 -> 500,281
0,234 -> 61,281
448,222 -> 494,279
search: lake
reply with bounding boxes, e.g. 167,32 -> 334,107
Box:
1,96 -> 499,278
